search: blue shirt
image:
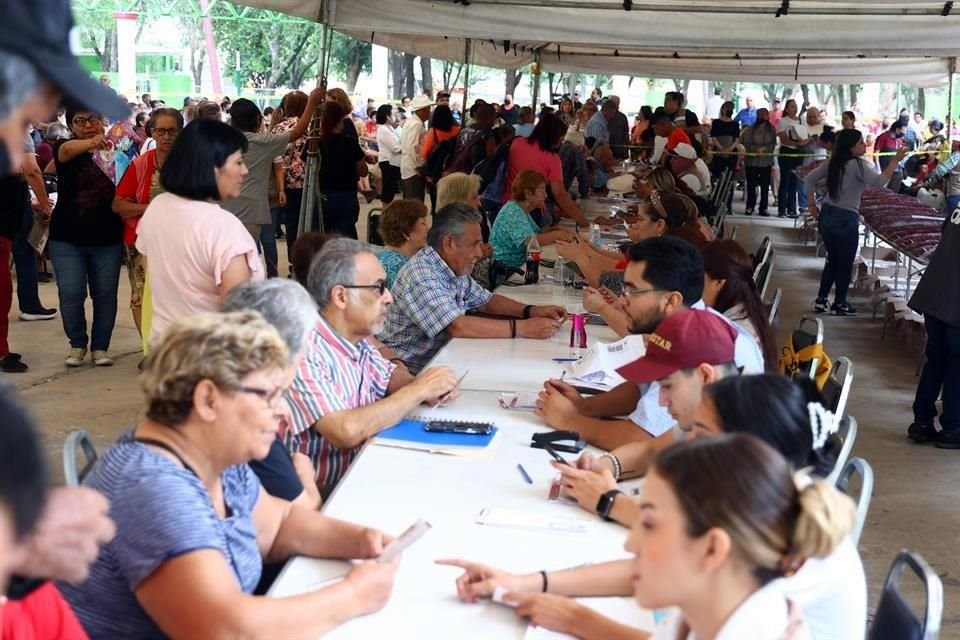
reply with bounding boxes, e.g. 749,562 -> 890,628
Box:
734,107 -> 757,127
60,431 -> 263,639
585,112 -> 610,144
379,247 -> 410,288
513,122 -> 535,138
380,246 -> 493,373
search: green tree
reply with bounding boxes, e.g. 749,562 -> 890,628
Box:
328,33 -> 372,93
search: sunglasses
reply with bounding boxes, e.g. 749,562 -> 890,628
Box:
342,279 -> 389,297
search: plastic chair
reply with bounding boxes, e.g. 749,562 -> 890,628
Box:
752,235 -> 772,271
821,356 -> 854,421
827,415 -> 858,484
767,287 -> 782,327
834,457 -> 873,546
868,550 -> 943,640
62,429 -> 98,487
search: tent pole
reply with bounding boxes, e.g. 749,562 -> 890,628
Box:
300,24 -> 332,237
948,58 -> 956,141
531,50 -> 541,112
462,39 -> 472,112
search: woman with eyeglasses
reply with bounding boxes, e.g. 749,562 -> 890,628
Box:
112,107 -> 184,340
134,119 -> 264,348
50,106 -> 124,367
60,311 -> 400,638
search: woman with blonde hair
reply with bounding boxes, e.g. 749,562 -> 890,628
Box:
60,311 -> 399,638
326,88 -> 357,138
436,172 -> 482,211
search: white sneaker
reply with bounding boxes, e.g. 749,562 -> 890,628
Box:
92,351 -> 114,367
65,348 -> 88,367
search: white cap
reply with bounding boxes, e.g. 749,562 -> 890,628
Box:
671,142 -> 697,160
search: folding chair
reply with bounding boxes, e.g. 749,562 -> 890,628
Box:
766,287 -> 782,327
827,415 -> 858,485
728,225 -> 738,242
366,207 -> 384,246
834,457 -> 873,546
752,235 -> 772,271
868,550 -> 943,640
821,356 -> 854,422
63,429 -> 98,487
754,249 -> 775,300
782,314 -> 825,382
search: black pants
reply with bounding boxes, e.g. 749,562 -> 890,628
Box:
777,154 -> 802,215
816,203 -> 859,304
402,174 -> 426,201
379,162 -> 401,203
913,314 -> 960,432
745,165 -> 772,214
322,190 -> 360,239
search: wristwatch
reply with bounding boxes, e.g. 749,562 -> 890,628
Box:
596,489 -> 623,521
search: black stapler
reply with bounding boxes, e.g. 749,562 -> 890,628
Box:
530,430 -> 586,454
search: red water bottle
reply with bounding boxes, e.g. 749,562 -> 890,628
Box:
569,313 -> 587,349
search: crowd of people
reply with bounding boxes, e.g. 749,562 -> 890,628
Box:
1,1 -> 958,637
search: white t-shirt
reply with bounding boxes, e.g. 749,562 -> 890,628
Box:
399,116 -> 426,180
777,116 -> 807,149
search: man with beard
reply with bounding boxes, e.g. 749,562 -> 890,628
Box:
536,236 -> 762,450
282,237 -> 460,494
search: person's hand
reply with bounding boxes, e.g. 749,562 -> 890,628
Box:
13,486 -> 115,584
536,385 -> 579,429
582,287 -> 608,314
87,135 -> 108,151
480,242 -> 494,259
808,203 -> 819,219
551,463 -> 617,514
277,190 -> 287,208
356,527 -> 393,559
309,85 -> 326,104
543,378 -> 583,408
517,317 -> 562,340
555,240 -> 585,263
552,228 -> 577,243
344,559 -> 398,616
435,559 -> 536,602
504,592 -> 589,636
32,196 -> 52,218
412,366 -> 459,405
894,147 -> 910,162
530,305 -> 567,323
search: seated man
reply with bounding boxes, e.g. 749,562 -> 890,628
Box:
536,236 -> 762,451
284,238 -> 459,494
380,203 -> 567,374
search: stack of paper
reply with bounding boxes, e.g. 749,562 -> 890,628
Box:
565,335 -> 646,391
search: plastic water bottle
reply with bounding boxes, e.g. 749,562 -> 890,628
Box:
553,256 -> 567,289
589,224 -> 602,248
524,236 -> 542,285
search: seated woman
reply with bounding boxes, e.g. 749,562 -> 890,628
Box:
701,239 -> 778,370
490,170 -> 575,269
59,312 -> 399,638
377,199 -> 429,287
440,375 -> 865,640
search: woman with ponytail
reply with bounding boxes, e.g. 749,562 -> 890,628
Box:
803,128 -> 908,316
701,239 -> 778,370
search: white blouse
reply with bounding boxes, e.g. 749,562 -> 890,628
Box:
376,124 -> 402,167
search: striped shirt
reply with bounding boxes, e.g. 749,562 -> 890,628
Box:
379,246 -> 493,373
282,316 -> 395,491
59,431 -> 262,639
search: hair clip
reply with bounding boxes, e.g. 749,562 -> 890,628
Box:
777,553 -> 806,578
807,402 -> 836,450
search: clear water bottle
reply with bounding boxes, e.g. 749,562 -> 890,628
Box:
553,256 -> 567,289
524,236 -> 542,285
589,224 -> 602,248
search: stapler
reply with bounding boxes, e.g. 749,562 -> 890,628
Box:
530,430 -> 587,454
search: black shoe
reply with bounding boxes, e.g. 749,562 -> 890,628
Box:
744,209 -> 754,216
777,211 -> 787,218
19,307 -> 58,321
934,430 -> 960,449
759,210 -> 771,217
37,272 -> 52,283
814,297 -> 829,313
907,422 -> 938,444
831,302 -> 859,316
1,354 -> 28,373
785,211 -> 800,219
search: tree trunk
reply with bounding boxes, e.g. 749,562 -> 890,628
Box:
672,78 -> 691,98
849,84 -> 860,109
389,50 -> 405,99
918,88 -> 927,116
504,69 -> 523,98
799,84 -> 812,114
420,57 -> 434,97
836,85 -> 846,113
403,53 -> 416,98
442,61 -> 464,92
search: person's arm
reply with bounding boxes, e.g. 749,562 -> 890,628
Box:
112,197 -> 148,219
555,242 -> 607,288
551,180 -> 588,226
582,287 -> 630,337
290,453 -> 323,509
21,153 -> 50,216
604,430 -> 674,479
475,294 -> 566,322
545,379 -> 641,419
803,159 -> 829,214
879,147 -> 910,183
272,161 -> 287,208
355,143 -> 369,178
421,129 -> 437,160
535,228 -> 576,246
57,136 -> 105,163
217,255 -> 253,303
286,87 -> 325,143
437,557 -> 633,599
922,151 -> 960,186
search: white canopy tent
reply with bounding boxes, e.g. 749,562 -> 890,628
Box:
236,0 -> 960,85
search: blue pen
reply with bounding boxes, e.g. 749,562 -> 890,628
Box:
553,357 -> 579,362
517,463 -> 533,484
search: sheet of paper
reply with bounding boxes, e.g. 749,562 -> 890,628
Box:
498,392 -> 540,411
523,625 -> 577,640
567,335 -> 645,390
476,507 -> 594,536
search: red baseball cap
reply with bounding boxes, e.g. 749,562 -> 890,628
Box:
616,309 -> 738,384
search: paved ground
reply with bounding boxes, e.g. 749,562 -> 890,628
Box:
4,204 -> 957,637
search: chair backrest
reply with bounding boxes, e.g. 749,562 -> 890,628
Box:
753,235 -> 772,270
834,456 -> 873,546
821,356 -> 854,421
827,415 -> 858,484
792,314 -> 824,351
63,429 -> 98,487
709,167 -> 732,208
757,248 -> 775,299
366,207 -> 384,246
868,550 -> 943,640
767,287 -> 783,327
728,224 -> 738,242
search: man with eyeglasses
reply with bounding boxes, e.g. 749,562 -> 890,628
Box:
536,236 -> 762,451
283,238 -> 460,494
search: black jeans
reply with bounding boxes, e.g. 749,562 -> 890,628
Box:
379,162 -> 401,203
816,204 -> 859,304
744,165 -> 772,214
402,175 -> 426,201
322,190 -> 360,239
913,314 -> 960,432
777,154 -> 803,214
12,201 -> 43,312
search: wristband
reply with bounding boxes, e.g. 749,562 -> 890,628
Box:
510,319 -> 517,339
522,305 -> 533,319
540,570 -> 548,593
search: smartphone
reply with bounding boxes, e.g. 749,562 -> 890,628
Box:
424,420 -> 493,435
544,444 -> 571,466
378,519 -> 432,563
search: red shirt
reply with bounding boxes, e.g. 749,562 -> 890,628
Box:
114,149 -> 157,245
1,582 -> 89,640
666,128 -> 692,152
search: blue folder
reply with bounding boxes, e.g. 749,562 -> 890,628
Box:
376,419 -> 497,449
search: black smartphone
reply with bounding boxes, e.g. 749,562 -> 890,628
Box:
423,420 -> 493,436
544,444 -> 571,466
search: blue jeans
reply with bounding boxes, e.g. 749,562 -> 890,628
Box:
258,211 -> 280,278
12,202 -> 43,312
913,314 -> 960,432
322,191 -> 360,239
946,194 -> 960,216
49,241 -> 122,351
816,204 -> 859,304
777,154 -> 802,214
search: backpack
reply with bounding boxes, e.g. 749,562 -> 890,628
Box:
424,130 -> 458,182
446,127 -> 492,175
477,138 -> 518,213
778,338 -> 833,390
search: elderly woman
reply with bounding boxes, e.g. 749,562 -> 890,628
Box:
50,106 -> 124,367
113,107 -> 184,338
59,311 -> 399,638
378,199 -> 429,287
136,119 -> 264,347
490,170 -> 575,268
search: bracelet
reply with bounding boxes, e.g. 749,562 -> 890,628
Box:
522,305 -> 533,319
509,319 -> 517,339
540,570 -> 548,593
599,452 -> 622,481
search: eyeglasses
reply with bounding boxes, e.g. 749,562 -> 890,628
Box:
72,115 -> 102,126
342,279 -> 389,296
621,287 -> 664,298
153,127 -> 179,138
232,385 -> 287,406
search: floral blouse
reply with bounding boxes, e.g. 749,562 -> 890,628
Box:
272,117 -> 307,190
